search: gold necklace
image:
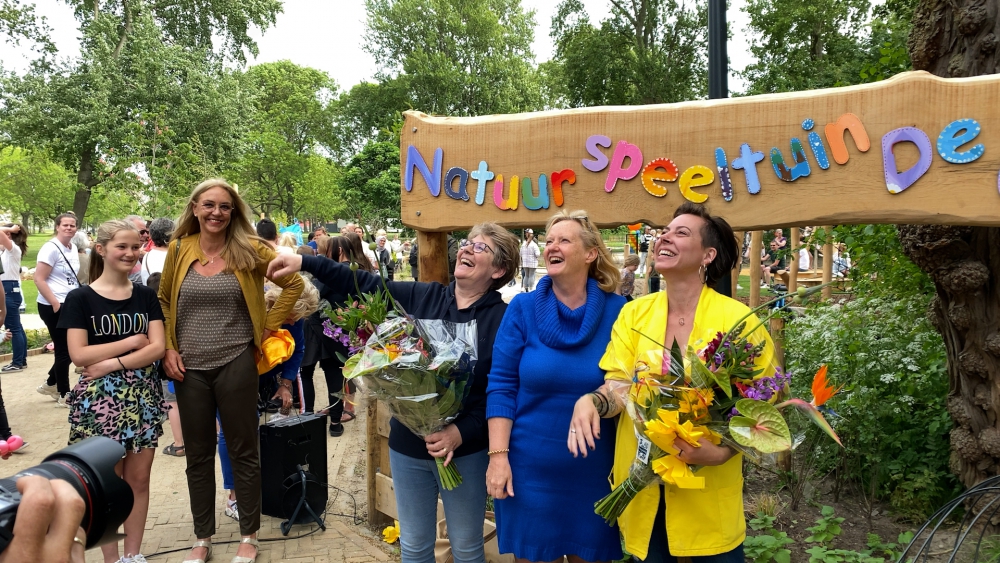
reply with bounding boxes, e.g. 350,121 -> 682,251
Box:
200,244 -> 223,264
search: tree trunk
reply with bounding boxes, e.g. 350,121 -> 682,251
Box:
900,0 -> 1000,488
73,147 -> 102,219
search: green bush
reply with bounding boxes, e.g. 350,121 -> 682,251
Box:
0,328 -> 50,355
784,296 -> 957,520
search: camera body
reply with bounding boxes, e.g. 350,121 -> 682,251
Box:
0,437 -> 134,553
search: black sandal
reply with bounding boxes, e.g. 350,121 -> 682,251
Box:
163,443 -> 186,456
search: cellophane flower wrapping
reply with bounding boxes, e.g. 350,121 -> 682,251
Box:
343,314 -> 478,489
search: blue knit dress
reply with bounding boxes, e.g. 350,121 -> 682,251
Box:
487,277 -> 625,561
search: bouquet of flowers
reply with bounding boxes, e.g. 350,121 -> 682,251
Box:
342,315 -> 478,489
594,287 -> 842,525
320,266 -> 479,490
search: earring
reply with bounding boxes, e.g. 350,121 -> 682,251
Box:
699,264 -> 707,284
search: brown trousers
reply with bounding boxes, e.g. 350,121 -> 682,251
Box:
174,345 -> 261,537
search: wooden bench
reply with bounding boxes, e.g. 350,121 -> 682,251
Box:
777,270 -> 852,291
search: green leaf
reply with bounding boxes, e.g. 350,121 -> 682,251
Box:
728,399 -> 792,453
774,550 -> 792,563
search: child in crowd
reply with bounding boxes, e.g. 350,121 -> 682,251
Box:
60,219 -> 166,563
218,278 -> 318,521
620,253 -> 640,301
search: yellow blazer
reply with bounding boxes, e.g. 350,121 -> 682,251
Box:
599,286 -> 776,559
158,233 -> 304,353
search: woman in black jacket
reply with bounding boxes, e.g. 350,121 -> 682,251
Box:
268,222 -> 520,563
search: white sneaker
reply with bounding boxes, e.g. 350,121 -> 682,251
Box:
760,283 -> 769,289
56,394 -> 69,408
36,383 -> 59,399
225,499 -> 239,521
130,554 -> 148,563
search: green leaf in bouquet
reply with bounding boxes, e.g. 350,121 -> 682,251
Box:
687,347 -> 732,398
667,338 -> 685,384
728,399 -> 792,453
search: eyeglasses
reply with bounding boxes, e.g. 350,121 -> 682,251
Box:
460,240 -> 494,254
139,230 -> 149,235
199,202 -> 233,214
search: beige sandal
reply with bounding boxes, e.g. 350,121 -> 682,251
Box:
182,540 -> 212,563
230,537 -> 259,563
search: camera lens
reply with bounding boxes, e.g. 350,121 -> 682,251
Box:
0,437 -> 133,549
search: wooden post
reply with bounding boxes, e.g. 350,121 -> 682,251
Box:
366,399 -> 392,528
822,226 -> 833,300
418,231 -> 450,284
749,231 -> 763,307
733,231 -> 744,294
788,228 -> 800,295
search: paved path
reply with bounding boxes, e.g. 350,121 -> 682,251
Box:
1,359 -> 397,562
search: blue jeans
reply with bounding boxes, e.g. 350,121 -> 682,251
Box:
218,413 -> 234,491
2,281 -> 26,366
389,449 -> 488,563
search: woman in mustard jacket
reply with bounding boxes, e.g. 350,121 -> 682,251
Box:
569,202 -> 776,562
159,178 -> 303,563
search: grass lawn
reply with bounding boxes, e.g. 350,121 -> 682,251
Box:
24,231 -> 53,267
19,280 -> 38,315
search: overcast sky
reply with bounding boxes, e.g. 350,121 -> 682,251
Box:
0,0 -> 753,93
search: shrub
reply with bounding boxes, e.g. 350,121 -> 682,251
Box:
0,328 -> 50,355
784,295 -> 957,520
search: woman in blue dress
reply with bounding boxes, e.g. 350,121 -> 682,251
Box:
486,210 -> 625,562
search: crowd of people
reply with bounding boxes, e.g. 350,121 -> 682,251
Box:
0,177 -> 826,563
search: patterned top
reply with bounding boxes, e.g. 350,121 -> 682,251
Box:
619,268 -> 635,297
520,240 -> 540,269
176,268 -> 254,370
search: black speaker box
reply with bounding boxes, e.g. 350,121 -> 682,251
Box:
260,413 -> 328,519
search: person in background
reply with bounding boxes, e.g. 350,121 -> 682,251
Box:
620,253 -> 640,302
409,241 -> 419,282
391,234 -> 403,275
140,218 -> 173,286
72,232 -> 91,286
256,219 -> 279,251
0,224 -> 28,372
277,232 -> 298,255
519,228 -> 540,292
376,235 -> 394,280
35,212 -> 81,407
638,226 -> 652,277
61,219 -> 167,563
647,230 -> 662,294
0,280 -> 20,452
833,243 -> 851,278
486,210 -> 624,563
762,240 -> 785,288
159,178 -> 303,563
798,246 -> 812,272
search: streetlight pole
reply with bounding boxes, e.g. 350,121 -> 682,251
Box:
708,0 -> 734,297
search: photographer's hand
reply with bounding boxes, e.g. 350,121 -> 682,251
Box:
0,476 -> 86,563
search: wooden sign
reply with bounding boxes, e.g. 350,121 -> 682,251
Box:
399,71 -> 1000,232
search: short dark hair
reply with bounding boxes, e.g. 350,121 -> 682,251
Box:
256,218 -> 277,241
672,202 -> 738,287
307,232 -> 315,242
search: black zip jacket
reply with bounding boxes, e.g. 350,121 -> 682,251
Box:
301,255 -> 507,459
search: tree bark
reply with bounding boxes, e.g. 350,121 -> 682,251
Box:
73,147 -> 102,219
901,0 -> 1000,488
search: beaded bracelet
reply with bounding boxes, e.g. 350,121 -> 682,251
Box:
487,449 -> 509,456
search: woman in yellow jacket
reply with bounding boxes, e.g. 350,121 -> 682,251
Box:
159,178 -> 303,563
569,202 -> 776,562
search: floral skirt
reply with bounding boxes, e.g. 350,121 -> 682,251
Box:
67,365 -> 168,454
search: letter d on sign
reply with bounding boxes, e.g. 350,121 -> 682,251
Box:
882,127 -> 932,194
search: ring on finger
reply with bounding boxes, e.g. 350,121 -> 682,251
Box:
73,536 -> 86,548
570,428 -> 577,433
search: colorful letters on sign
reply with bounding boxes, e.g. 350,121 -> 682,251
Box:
937,119 -> 984,164
403,109 -> 994,213
882,127 -> 933,194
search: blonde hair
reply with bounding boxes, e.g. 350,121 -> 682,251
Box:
265,276 -> 319,322
278,232 -> 298,248
172,178 -> 262,272
623,254 -> 640,268
90,219 -> 139,282
545,210 -> 620,293
468,222 -> 520,290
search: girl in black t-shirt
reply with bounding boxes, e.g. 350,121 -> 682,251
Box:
58,219 -> 166,563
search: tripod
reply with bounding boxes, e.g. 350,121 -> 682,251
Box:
280,465 -> 326,535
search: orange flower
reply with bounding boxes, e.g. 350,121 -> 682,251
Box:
810,365 -> 841,407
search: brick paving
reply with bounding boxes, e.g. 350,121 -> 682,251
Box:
0,357 -> 398,562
